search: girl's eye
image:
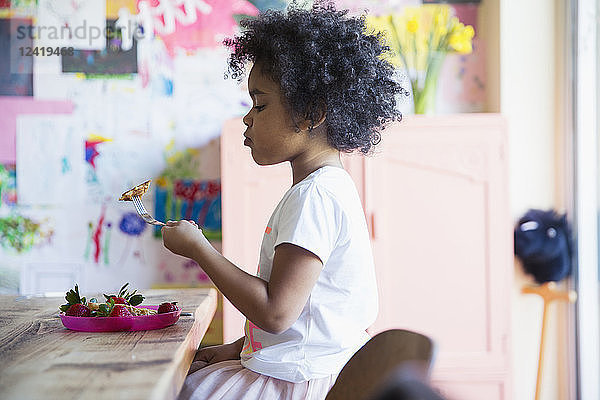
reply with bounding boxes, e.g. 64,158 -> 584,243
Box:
253,105 -> 266,112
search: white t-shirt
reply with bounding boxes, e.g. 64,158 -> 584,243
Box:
240,165 -> 379,383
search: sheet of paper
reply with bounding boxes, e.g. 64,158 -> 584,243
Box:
37,0 -> 106,50
0,97 -> 74,163
93,134 -> 166,200
172,48 -> 246,148
16,115 -> 85,205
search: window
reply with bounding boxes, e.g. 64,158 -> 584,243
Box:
571,0 -> 599,398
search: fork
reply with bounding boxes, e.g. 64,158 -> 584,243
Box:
132,196 -> 165,226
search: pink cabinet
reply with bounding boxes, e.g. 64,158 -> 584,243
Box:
364,115 -> 512,400
220,115 -> 512,399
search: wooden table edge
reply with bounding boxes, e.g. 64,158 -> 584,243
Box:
151,288 -> 218,400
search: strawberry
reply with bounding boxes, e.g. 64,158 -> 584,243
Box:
103,283 -> 144,306
66,303 -> 91,317
110,297 -> 127,304
158,302 -> 178,314
109,304 -> 133,317
59,284 -> 89,314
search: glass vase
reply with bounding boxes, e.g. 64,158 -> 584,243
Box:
412,52 -> 446,115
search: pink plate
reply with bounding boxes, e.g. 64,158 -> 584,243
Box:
60,305 -> 181,332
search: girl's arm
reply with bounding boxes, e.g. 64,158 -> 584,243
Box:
162,221 -> 322,334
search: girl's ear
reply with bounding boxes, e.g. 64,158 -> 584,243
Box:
297,105 -> 327,132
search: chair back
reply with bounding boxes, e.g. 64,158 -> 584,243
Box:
325,329 -> 435,400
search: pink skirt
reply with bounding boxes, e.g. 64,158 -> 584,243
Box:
178,360 -> 338,400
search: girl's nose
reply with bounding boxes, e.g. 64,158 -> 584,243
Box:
242,110 -> 252,127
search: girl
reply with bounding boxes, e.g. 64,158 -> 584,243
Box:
162,3 -> 403,399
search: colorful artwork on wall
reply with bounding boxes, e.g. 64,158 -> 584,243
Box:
0,17 -> 33,96
84,204 -> 113,265
85,134 -> 112,169
110,0 -> 259,57
0,98 -> 75,163
116,211 -> 146,265
16,115 -> 86,206
0,163 -> 16,207
0,214 -> 53,253
0,0 -> 38,16
0,164 -> 17,207
155,178 -> 221,239
37,0 -> 106,50
62,19 -> 138,75
107,0 -> 137,19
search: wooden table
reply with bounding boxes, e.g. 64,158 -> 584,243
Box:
0,288 -> 217,400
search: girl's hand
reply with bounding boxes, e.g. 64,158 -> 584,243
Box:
188,341 -> 242,374
161,220 -> 209,259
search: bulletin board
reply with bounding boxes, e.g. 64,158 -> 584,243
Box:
0,0 -> 270,298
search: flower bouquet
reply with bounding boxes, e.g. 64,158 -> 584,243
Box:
367,5 -> 475,114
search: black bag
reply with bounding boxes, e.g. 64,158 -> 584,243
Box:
514,209 -> 572,283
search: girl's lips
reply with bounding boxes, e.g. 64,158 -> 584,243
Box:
244,137 -> 252,146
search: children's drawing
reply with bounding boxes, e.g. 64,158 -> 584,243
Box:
62,19 -> 138,75
117,211 -> 147,265
138,34 -> 174,96
114,0 -> 259,57
0,18 -> 33,96
37,0 -> 106,50
0,164 -> 17,207
0,214 -> 53,253
153,146 -> 221,239
84,204 -> 113,265
103,221 -> 112,265
93,205 -> 107,264
1,1 -> 39,16
0,98 -> 74,164
84,134 -> 113,201
85,135 -> 113,170
155,179 -> 221,239
107,0 -> 137,19
16,115 -> 85,206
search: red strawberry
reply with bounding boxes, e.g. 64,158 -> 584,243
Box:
109,305 -> 133,317
158,302 -> 178,314
103,283 -> 144,306
110,296 -> 127,304
66,304 -> 91,317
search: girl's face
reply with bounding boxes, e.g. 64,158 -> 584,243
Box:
242,64 -> 307,165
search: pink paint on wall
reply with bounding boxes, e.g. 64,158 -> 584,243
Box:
0,97 -> 75,163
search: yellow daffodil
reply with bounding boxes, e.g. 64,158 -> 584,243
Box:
365,4 -> 474,113
407,17 -> 418,33
448,24 -> 474,54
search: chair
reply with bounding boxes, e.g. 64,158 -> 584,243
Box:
325,329 -> 436,400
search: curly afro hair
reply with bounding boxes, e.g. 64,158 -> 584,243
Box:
224,2 -> 404,154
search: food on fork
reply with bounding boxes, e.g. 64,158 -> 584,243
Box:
119,180 -> 151,201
